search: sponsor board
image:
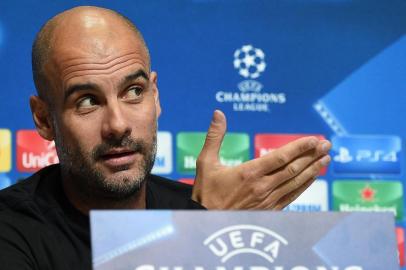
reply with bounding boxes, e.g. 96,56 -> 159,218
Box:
333,180 -> 403,221
255,134 -> 327,175
179,178 -> 194,185
215,45 -> 286,113
331,135 -> 402,176
397,227 -> 405,267
91,211 -> 397,270
0,129 -> 11,172
151,132 -> 173,175
16,130 -> 59,172
176,132 -> 249,174
284,180 -> 328,212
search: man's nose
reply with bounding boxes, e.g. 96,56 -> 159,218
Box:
101,101 -> 131,140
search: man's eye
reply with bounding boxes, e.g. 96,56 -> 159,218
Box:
77,96 -> 97,109
124,86 -> 143,101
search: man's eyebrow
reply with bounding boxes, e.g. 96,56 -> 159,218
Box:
119,69 -> 149,88
64,83 -> 99,102
63,70 -> 149,102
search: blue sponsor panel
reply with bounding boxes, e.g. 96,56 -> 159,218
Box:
284,180 -> 328,212
331,135 -> 402,176
151,132 -> 173,175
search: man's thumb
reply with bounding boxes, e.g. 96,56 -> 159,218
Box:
200,110 -> 227,162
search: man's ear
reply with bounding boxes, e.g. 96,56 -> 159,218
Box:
150,71 -> 161,118
29,95 -> 55,141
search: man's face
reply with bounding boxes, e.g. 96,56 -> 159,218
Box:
43,19 -> 161,199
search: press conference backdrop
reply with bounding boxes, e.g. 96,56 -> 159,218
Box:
0,0 -> 405,266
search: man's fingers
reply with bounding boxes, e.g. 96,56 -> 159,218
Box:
272,176 -> 317,210
268,154 -> 331,205
242,136 -> 322,176
265,140 -> 331,190
198,110 -> 227,164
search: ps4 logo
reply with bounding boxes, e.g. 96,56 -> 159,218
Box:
332,135 -> 402,176
334,147 -> 398,163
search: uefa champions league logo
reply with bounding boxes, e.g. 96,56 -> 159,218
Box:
204,224 -> 288,264
132,221 -> 364,270
233,45 -> 266,79
214,44 -> 286,112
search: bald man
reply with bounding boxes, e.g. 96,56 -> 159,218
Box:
0,6 -> 331,269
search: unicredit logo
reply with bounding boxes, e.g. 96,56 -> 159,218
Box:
17,130 -> 59,172
204,225 -> 288,263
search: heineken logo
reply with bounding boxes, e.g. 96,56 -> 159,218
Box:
204,225 -> 288,263
333,180 -> 404,221
183,156 -> 243,170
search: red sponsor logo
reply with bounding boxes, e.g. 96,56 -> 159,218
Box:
254,134 -> 327,175
179,178 -> 194,186
396,227 -> 405,266
17,130 -> 59,172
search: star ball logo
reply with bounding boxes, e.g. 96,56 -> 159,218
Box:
233,45 -> 266,79
215,44 -> 286,113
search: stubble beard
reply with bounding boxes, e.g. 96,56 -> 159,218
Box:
56,132 -> 157,201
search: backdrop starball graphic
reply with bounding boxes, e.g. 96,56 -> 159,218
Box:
233,45 -> 266,79
214,44 -> 286,112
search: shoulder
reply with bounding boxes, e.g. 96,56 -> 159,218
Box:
147,175 -> 205,210
0,164 -> 60,211
0,165 -> 62,269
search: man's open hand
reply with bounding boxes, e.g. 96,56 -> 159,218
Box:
192,110 -> 331,209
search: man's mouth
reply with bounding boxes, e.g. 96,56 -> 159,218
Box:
99,149 -> 138,168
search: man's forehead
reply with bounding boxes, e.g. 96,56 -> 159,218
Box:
45,11 -> 150,83
51,18 -> 143,54
44,7 -> 146,60
51,36 -> 148,65
55,50 -> 150,84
